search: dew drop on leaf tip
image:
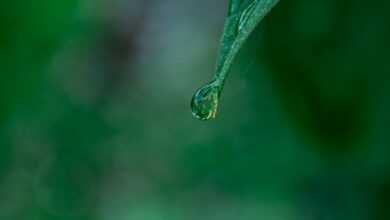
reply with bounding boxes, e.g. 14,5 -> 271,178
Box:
191,81 -> 220,121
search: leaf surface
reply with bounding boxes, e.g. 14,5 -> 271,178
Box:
191,0 -> 279,120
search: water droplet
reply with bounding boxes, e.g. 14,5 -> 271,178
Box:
191,82 -> 220,120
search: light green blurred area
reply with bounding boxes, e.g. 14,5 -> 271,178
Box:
1,0 -> 390,220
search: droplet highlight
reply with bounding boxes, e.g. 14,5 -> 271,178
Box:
191,82 -> 220,121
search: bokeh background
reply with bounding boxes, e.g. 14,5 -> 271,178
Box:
1,0 -> 390,219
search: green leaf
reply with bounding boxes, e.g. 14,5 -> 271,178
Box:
191,0 -> 279,120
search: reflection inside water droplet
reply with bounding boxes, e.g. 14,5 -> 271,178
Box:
191,82 -> 220,121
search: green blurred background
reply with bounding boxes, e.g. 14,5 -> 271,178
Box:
1,0 -> 390,219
